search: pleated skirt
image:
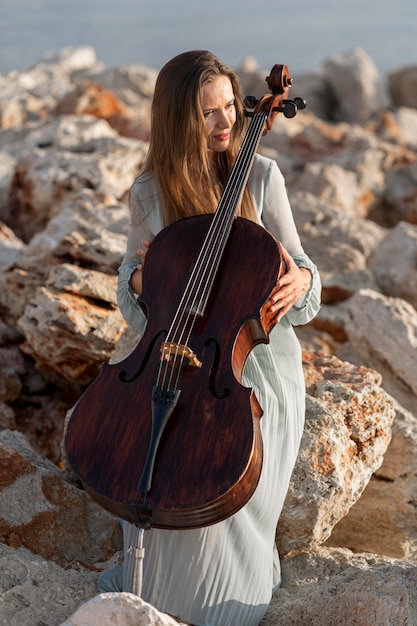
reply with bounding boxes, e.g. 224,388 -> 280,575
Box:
99,321 -> 305,626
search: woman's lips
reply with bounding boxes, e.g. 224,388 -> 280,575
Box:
214,132 -> 230,141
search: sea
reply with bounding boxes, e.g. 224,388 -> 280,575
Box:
0,0 -> 416,77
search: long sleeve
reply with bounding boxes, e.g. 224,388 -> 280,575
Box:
117,174 -> 164,332
248,154 -> 321,326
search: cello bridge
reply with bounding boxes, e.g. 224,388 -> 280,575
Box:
160,342 -> 202,368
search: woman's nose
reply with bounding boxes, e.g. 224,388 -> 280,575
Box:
216,109 -> 231,128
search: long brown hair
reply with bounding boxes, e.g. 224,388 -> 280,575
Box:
140,50 -> 256,225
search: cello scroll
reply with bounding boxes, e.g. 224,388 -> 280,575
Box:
244,64 -> 306,132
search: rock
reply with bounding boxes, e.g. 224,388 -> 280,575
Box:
366,109 -> 410,148
343,289 -> 417,397
38,46 -> 100,74
0,429 -> 122,566
60,593 -> 187,626
85,64 -> 157,102
292,161 -> 363,217
267,546 -> 417,625
0,345 -> 25,402
0,115 -> 119,159
53,75 -> 154,142
388,64 -> 417,109
325,399 -> 417,562
394,107 -> 417,150
305,300 -> 351,345
6,134 -> 146,242
0,543 -> 99,626
290,71 -> 336,121
0,98 -> 26,129
17,266 -> 127,384
1,45 -> 417,626
0,190 -> 130,331
0,151 -> 17,209
274,112 -> 415,221
323,47 -> 390,124
47,263 -> 120,306
0,220 -> 26,270
368,221 -> 417,307
0,266 -> 45,325
0,47 -> 101,128
0,401 -> 16,430
290,191 -> 384,300
384,160 -> 417,224
54,80 -> 130,119
15,190 -> 130,276
277,352 -> 395,555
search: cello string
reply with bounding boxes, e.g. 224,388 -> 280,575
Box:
155,110 -> 268,392
172,115 -> 266,394
160,112 -> 267,392
175,114 -> 262,322
179,112 -> 266,325
177,113 -> 265,331
192,113 -> 266,307
167,113 -> 264,350
175,112 -> 265,325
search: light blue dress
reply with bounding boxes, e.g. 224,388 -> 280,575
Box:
98,154 -> 321,626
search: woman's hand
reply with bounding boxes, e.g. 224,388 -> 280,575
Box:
130,239 -> 151,295
263,244 -> 312,326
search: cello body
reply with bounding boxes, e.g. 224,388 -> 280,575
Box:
65,63 -> 304,530
65,213 -> 283,529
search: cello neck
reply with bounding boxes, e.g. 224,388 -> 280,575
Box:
185,110 -> 267,318
169,62 -> 302,322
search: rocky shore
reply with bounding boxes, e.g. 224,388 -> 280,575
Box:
1,46 -> 417,625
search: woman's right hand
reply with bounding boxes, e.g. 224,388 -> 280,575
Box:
130,239 -> 151,295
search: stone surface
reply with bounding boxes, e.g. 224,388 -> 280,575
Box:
277,352 -> 395,555
267,547 -> 417,626
1,46 -> 417,626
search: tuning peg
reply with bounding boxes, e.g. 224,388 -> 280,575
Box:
294,97 -> 307,110
273,100 -> 297,118
244,95 -> 258,109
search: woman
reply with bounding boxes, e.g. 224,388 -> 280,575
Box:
99,50 -> 321,626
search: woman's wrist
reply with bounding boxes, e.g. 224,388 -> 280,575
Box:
129,266 -> 143,295
299,267 -> 312,295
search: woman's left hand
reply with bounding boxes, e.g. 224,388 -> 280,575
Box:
264,244 -> 312,326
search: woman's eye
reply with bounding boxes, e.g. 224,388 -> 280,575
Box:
204,110 -> 213,118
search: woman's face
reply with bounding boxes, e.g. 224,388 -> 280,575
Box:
202,75 -> 236,153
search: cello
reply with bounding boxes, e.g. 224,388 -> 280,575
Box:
65,64 -> 305,530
